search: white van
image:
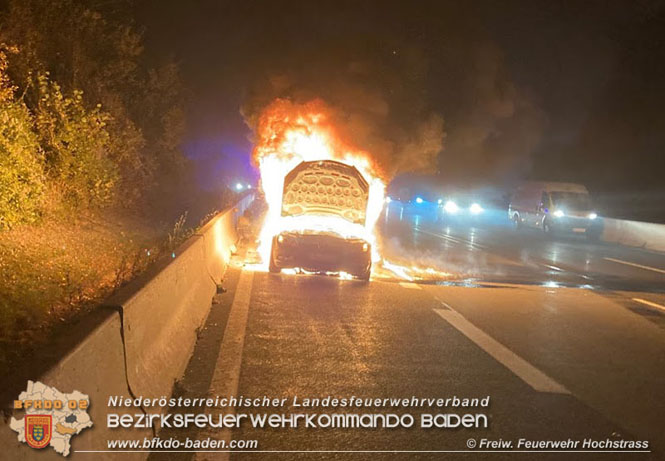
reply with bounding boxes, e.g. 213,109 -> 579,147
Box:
508,182 -> 601,239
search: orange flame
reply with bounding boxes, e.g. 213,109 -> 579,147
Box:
252,99 -> 386,270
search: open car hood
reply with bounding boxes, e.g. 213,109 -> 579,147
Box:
281,160 -> 369,225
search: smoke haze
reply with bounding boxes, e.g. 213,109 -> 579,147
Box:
238,11 -> 547,186
137,0 -> 665,219
240,45 -> 445,180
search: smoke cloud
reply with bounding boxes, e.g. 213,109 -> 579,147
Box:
434,41 -> 548,186
233,0 -> 550,190
240,43 -> 445,181
241,40 -> 546,187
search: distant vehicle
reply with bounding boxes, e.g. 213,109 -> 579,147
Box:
269,160 -> 372,280
437,193 -> 486,221
508,181 -> 601,239
433,187 -> 505,225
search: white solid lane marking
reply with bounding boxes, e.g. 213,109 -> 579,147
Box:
196,269 -> 254,461
632,298 -> 665,312
400,282 -> 422,289
433,308 -> 570,395
604,257 -> 665,274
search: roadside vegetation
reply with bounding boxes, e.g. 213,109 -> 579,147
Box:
0,1 -> 224,373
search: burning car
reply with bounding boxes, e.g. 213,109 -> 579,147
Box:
268,159 -> 373,280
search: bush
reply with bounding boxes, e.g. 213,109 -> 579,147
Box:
0,48 -> 45,229
35,74 -> 118,207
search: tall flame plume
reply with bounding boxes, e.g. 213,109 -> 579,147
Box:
251,99 -> 386,269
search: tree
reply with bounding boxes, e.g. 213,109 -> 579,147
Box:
0,0 -> 189,214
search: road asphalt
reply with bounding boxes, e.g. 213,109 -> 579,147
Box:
150,207 -> 664,460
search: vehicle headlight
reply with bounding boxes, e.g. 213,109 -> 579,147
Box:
553,210 -> 565,218
415,197 -> 424,204
470,203 -> 483,214
444,200 -> 459,214
588,212 -> 597,220
385,196 -> 392,204
277,234 -> 284,243
362,242 -> 369,252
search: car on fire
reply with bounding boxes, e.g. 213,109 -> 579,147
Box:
268,159 -> 372,280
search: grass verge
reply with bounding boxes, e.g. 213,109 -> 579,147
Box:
0,211 -> 168,373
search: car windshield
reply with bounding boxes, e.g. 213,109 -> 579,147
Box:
550,192 -> 592,211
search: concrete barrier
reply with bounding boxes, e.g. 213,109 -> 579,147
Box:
0,309 -> 148,460
115,192 -> 255,403
200,193 -> 254,279
1,195 -> 253,459
118,234 -> 214,401
602,217 -> 665,253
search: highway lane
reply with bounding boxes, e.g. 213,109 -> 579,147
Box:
148,208 -> 664,460
381,205 -> 665,293
381,206 -> 665,328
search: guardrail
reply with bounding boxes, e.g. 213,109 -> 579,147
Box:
0,194 -> 254,460
602,217 -> 665,253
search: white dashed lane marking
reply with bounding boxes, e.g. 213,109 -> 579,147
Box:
604,257 -> 665,274
433,305 -> 570,395
632,298 -> 665,313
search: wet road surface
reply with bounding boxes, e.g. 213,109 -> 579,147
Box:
151,206 -> 665,460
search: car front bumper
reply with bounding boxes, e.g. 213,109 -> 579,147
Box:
272,232 -> 372,274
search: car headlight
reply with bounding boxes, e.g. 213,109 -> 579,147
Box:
444,200 -> 459,214
470,203 -> 483,214
553,210 -> 565,218
415,197 -> 423,204
588,212 -> 597,220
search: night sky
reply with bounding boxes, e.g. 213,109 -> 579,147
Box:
136,0 -> 665,216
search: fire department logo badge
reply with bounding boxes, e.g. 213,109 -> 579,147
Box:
25,415 -> 52,449
10,381 -> 93,456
